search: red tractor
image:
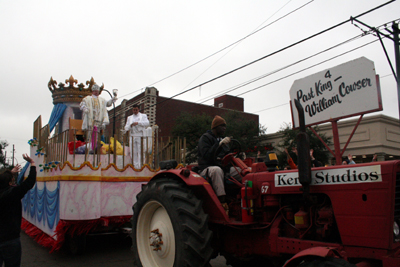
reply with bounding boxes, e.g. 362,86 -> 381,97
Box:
131,101 -> 400,267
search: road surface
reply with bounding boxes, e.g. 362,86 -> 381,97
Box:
20,231 -> 231,267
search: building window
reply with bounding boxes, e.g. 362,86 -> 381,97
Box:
218,103 -> 223,108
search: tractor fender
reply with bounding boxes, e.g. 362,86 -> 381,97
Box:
150,168 -> 230,223
283,246 -> 344,267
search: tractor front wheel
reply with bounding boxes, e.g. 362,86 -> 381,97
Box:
131,177 -> 213,267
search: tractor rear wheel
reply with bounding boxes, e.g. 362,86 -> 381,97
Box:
131,177 -> 213,267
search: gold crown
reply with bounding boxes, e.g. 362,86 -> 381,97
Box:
48,75 -> 104,104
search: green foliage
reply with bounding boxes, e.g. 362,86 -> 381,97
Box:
276,123 -> 332,169
223,111 -> 267,155
0,140 -> 9,169
171,111 -> 266,164
171,112 -> 212,163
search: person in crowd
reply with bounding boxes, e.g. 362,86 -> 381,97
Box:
284,148 -> 298,170
372,154 -> 378,162
310,149 -> 322,167
124,104 -> 150,169
347,154 -> 356,164
256,150 -> 264,162
284,147 -> 321,169
80,84 -> 117,149
0,154 -> 36,267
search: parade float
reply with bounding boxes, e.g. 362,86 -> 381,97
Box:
18,76 -> 184,254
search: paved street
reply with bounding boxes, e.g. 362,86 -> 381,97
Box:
20,231 -> 231,267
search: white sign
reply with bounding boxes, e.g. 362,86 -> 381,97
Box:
274,165 -> 382,187
290,57 -> 382,128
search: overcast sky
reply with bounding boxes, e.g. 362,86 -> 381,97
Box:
0,0 -> 399,165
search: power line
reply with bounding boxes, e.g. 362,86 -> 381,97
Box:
197,16 -> 397,105
118,0 -> 315,100
149,0 -> 313,89
234,18 -> 397,99
254,103 -> 289,114
156,0 -> 394,106
248,39 -> 380,114
197,33 -> 364,104
177,0 -> 300,93
121,1 -> 395,112
237,39 -> 378,98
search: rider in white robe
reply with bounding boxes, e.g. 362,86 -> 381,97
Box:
124,105 -> 150,169
80,84 -> 116,147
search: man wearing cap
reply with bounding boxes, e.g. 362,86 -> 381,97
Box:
198,115 -> 232,211
80,84 -> 117,147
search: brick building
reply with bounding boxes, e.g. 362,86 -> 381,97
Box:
105,87 -> 258,139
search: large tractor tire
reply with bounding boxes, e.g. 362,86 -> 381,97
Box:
131,177 -> 213,267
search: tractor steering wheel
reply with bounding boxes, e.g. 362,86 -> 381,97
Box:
213,138 -> 241,167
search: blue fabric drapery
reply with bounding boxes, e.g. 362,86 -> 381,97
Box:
48,104 -> 67,132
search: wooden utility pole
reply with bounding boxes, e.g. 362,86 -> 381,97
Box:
12,144 -> 15,167
393,22 -> 400,122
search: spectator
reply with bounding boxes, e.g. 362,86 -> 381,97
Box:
0,154 -> 36,267
347,154 -> 356,165
372,154 -> 378,162
284,147 -> 321,169
310,149 -> 322,167
284,148 -> 297,170
256,150 -> 264,162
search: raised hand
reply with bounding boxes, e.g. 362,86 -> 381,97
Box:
11,164 -> 22,174
22,154 -> 35,165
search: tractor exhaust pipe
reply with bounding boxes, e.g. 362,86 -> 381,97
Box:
294,99 -> 312,196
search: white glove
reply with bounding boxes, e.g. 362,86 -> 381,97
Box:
219,137 -> 231,146
84,107 -> 89,114
112,96 -> 118,102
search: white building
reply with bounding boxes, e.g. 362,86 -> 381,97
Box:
263,114 -> 400,164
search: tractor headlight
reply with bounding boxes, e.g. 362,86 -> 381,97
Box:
394,221 -> 400,241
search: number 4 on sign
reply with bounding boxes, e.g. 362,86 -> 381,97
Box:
325,70 -> 331,78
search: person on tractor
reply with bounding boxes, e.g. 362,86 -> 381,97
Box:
198,115 -> 239,213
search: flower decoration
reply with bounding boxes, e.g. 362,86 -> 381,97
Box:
28,138 -> 38,147
39,161 -> 61,172
35,147 -> 45,157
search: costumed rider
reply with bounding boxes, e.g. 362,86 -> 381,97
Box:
79,84 -> 117,150
124,104 -> 150,169
198,115 -> 241,214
